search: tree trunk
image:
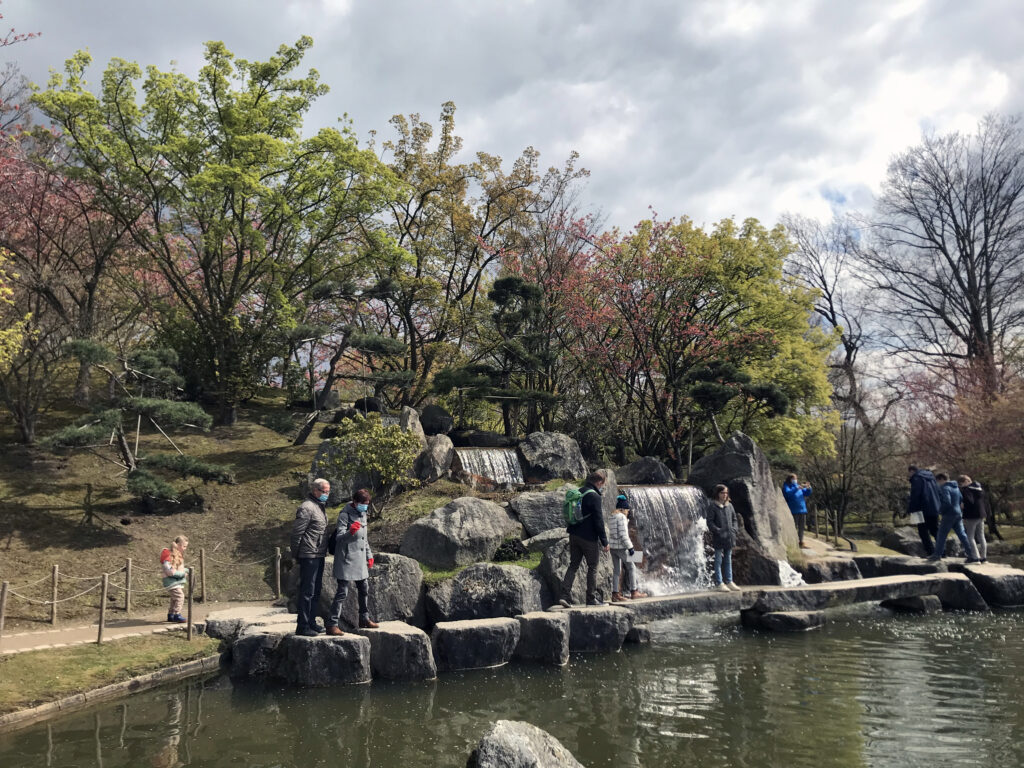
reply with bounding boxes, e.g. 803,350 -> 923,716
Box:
73,360 -> 92,407
709,414 -> 725,444
217,401 -> 237,427
292,410 -> 321,447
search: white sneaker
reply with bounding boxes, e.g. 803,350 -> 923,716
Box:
726,582 -> 741,592
716,583 -> 731,592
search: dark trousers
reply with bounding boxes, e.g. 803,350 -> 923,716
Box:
296,557 -> 325,630
793,513 -> 806,543
329,578 -> 369,626
561,534 -> 601,604
917,516 -> 939,556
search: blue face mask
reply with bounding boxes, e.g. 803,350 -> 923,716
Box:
318,493 -> 329,503
356,503 -> 369,514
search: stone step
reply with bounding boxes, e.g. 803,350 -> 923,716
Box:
564,605 -> 632,653
623,591 -> 742,622
431,617 -> 520,672
948,563 -> 1024,607
354,621 -> 436,681
514,612 -> 569,666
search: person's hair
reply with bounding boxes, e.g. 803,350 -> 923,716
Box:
169,535 -> 188,567
586,471 -> 606,486
312,478 -> 329,493
785,473 -> 798,483
353,488 -> 371,504
713,484 -> 729,497
958,474 -> 971,485
908,465 -> 918,473
935,472 -> 948,482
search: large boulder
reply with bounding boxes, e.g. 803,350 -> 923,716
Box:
687,432 -> 798,566
516,432 -> 588,483
799,557 -> 862,584
229,624 -> 290,679
880,526 -> 963,558
514,612 -> 570,666
315,387 -> 341,410
431,618 -> 520,672
538,538 -> 613,605
450,428 -> 516,448
421,404 -> 455,436
399,405 -> 427,448
522,529 -> 569,554
400,497 -> 521,570
467,720 -> 585,768
952,563 -> 1024,608
303,440 -> 372,505
425,563 -> 546,622
354,622 -> 437,681
616,456 -> 675,485
274,634 -> 371,687
510,486 -> 572,537
414,434 -> 455,483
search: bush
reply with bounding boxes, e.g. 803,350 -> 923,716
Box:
323,413 -> 422,496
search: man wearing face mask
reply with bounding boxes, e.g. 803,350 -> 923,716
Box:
327,488 -> 379,634
291,478 -> 331,636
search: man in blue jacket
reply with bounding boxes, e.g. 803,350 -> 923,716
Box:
906,465 -> 942,556
927,472 -> 978,562
558,472 -> 610,607
782,473 -> 812,548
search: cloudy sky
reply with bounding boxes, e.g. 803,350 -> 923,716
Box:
5,0 -> 1022,229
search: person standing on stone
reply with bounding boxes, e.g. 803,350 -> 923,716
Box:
927,472 -> 978,562
906,465 -> 942,556
782,473 -> 812,548
559,471 -> 609,607
608,495 -> 647,602
959,475 -> 989,563
327,488 -> 379,634
706,484 -> 741,592
291,478 -> 330,636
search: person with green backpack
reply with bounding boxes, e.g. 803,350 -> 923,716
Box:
558,471 -> 609,607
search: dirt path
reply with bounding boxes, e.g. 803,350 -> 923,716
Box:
0,600 -> 272,655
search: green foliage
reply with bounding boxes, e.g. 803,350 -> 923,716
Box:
125,468 -> 178,501
43,411 -> 120,449
323,413 -> 422,493
121,398 -> 213,430
63,339 -> 113,366
143,452 -> 235,484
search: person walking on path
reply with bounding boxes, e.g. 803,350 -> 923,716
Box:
608,495 -> 647,602
559,472 -> 609,607
706,484 -> 741,592
906,465 -> 942,556
159,535 -> 189,623
326,488 -> 379,634
291,478 -> 330,636
959,475 -> 989,563
782,473 -> 812,548
927,472 -> 978,562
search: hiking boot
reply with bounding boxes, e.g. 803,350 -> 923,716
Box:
359,619 -> 380,629
611,592 -> 627,602
726,582 -> 741,592
629,590 -> 648,599
296,627 -> 320,637
326,626 -> 345,636
715,583 -> 731,592
585,599 -> 606,607
310,622 -> 326,634
169,613 -> 187,623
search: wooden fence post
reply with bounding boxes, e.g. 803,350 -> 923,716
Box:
50,564 -> 59,625
125,558 -> 132,614
0,581 -> 8,640
186,568 -> 194,641
199,548 -> 207,603
274,547 -> 282,598
97,573 -> 109,645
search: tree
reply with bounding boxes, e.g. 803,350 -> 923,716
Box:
0,1 -> 40,48
34,38 -> 400,424
322,413 -> 422,506
0,249 -> 20,367
860,114 -> 1024,389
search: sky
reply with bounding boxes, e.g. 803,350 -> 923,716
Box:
4,0 -> 1022,230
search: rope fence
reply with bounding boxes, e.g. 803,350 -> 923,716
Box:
0,546 -> 284,646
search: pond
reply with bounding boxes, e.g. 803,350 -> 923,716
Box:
2,609 -> 1022,767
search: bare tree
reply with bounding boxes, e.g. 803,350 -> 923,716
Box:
859,114 -> 1024,390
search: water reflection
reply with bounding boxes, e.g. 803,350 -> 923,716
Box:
2,612 -> 1023,768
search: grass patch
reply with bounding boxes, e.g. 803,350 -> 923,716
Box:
541,478 -> 577,491
0,633 -> 220,715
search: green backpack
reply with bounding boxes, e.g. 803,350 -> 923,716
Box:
563,487 -> 597,526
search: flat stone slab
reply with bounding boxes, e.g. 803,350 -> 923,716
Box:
800,557 -> 862,584
274,634 -> 371,686
746,573 -> 988,614
878,557 -> 948,576
949,563 -> 1024,608
624,591 -> 743,622
566,605 -> 632,653
514,612 -> 569,666
431,618 -> 520,672
881,595 -> 943,614
354,621 -> 436,681
205,606 -> 289,641
757,610 -> 826,632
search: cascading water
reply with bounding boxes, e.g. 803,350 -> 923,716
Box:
452,447 -> 525,488
621,485 -> 714,594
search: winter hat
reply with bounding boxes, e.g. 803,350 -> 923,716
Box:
615,494 -> 629,509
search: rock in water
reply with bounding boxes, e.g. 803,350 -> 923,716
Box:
467,720 -> 585,768
431,618 -> 520,672
274,634 -> 371,686
616,456 -> 675,484
516,432 -> 588,483
426,563 -> 546,621
514,612 -> 570,666
566,605 -> 633,652
354,621 -> 437,681
414,434 -> 455,483
400,497 -> 521,570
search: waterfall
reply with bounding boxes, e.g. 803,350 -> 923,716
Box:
621,485 -> 714,594
453,447 -> 525,488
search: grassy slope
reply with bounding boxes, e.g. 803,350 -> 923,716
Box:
0,633 -> 220,714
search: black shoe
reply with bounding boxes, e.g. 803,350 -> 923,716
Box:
310,622 -> 326,634
586,600 -> 606,607
296,627 -> 320,637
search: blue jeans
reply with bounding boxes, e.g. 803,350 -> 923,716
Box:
296,557 -> 325,630
714,548 -> 733,585
932,515 -> 976,559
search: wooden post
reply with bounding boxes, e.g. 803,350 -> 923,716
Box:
97,573 -> 109,645
125,558 -> 132,614
186,567 -> 194,641
0,581 -> 9,640
274,547 -> 282,598
50,564 -> 58,625
199,548 -> 207,603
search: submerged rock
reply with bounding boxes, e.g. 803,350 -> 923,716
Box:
756,610 -> 826,632
467,720 -> 585,768
881,595 -> 943,614
400,497 -> 521,570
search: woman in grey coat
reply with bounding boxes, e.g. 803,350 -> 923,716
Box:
326,488 -> 379,634
706,484 -> 741,593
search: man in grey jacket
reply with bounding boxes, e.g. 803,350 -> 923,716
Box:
327,488 -> 379,634
291,478 -> 330,636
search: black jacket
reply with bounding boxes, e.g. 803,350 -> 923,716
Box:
961,483 -> 989,520
908,470 -> 942,518
567,482 -> 608,546
706,501 -> 740,549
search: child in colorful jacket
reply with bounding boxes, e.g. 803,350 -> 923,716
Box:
160,535 -> 189,623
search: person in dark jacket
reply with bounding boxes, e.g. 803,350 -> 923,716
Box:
959,475 -> 989,562
558,472 -> 609,607
906,466 -> 942,555
706,484 -> 741,592
782,473 -> 812,548
326,488 -> 379,634
927,472 -> 977,562
291,478 -> 330,636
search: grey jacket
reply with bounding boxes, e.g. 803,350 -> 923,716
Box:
706,501 -> 740,550
291,496 -> 329,559
333,503 -> 372,582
